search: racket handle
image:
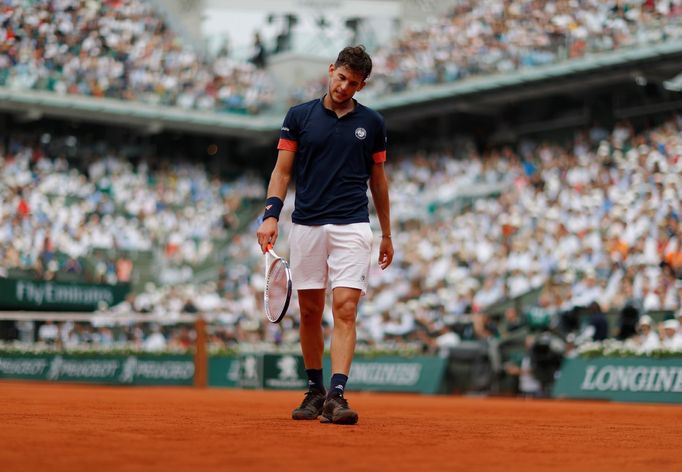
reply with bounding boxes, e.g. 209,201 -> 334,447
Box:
266,243 -> 279,259
264,246 -> 269,280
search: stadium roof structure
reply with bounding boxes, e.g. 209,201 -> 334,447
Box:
0,87 -> 282,142
2,39 -> 682,140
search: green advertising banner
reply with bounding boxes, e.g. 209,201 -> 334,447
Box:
233,353 -> 308,389
238,353 -> 265,389
324,356 -> 448,394
0,278 -> 130,311
1,352 -> 448,393
0,353 -> 194,386
207,356 -> 240,388
552,357 -> 682,403
226,354 -> 446,393
211,354 -> 446,394
263,353 -> 308,390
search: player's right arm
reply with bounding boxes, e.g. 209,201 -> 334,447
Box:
256,149 -> 295,253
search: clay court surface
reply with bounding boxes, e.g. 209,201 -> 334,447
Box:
1,381 -> 680,471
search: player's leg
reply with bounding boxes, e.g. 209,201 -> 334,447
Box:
320,223 -> 372,425
289,224 -> 328,420
320,287 -> 362,425
291,288 -> 327,420
329,286 -> 362,383
298,288 -> 326,383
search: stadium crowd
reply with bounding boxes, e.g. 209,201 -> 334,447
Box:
3,0 -> 682,113
369,0 -> 682,96
0,131 -> 263,283
292,0 -> 682,101
11,114 -> 680,358
0,0 -> 275,113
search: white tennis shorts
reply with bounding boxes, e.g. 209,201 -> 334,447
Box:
289,222 -> 373,295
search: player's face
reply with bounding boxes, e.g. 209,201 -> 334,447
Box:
327,64 -> 366,104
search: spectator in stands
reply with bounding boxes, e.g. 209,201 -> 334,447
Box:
63,257 -> 84,276
37,321 -> 59,346
617,303 -> 640,341
249,32 -> 267,69
524,291 -> 557,333
432,321 -> 462,357
501,307 -> 525,335
587,301 -> 609,341
143,324 -> 167,352
115,256 -> 133,283
660,319 -> 682,349
628,315 -> 660,353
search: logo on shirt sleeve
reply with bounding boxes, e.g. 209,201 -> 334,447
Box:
354,127 -> 367,140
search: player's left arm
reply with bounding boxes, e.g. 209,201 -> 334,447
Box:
369,162 -> 393,270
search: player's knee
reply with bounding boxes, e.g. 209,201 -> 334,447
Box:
333,299 -> 358,325
300,309 -> 323,326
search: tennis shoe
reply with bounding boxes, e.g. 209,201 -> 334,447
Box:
291,389 -> 326,420
320,392 -> 359,425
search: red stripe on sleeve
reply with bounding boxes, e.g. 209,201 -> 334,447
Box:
372,150 -> 386,163
277,139 -> 298,152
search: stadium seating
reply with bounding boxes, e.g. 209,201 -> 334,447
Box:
0,130 -> 264,287
13,116 -> 673,352
291,1 -> 682,100
2,113 -> 681,370
0,0 -> 275,114
3,1 -> 682,114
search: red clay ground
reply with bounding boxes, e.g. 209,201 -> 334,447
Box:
1,381 -> 680,472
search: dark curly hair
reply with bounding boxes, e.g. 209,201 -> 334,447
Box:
334,45 -> 372,80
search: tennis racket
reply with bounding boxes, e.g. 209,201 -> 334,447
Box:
263,243 -> 292,323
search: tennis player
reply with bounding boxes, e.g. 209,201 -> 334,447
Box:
256,45 -> 393,425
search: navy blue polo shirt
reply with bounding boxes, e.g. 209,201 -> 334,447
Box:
277,97 -> 387,225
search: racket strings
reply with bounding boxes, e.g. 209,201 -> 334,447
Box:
265,260 -> 289,319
